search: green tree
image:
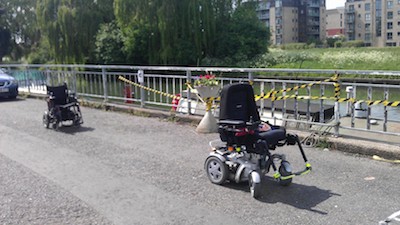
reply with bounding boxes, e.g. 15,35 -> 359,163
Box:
212,1 -> 269,65
115,0 -> 216,65
94,22 -> 125,64
0,0 -> 38,62
36,0 -> 114,64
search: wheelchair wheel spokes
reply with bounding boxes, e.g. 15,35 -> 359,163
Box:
205,156 -> 227,185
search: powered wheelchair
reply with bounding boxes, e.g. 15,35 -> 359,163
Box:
42,83 -> 83,130
204,83 -> 311,198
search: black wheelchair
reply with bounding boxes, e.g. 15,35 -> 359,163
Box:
42,83 -> 83,130
204,83 -> 311,198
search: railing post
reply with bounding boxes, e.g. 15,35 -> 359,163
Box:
26,66 -> 31,93
102,67 -> 108,102
367,87 -> 372,130
72,67 -> 77,95
248,72 -> 254,85
138,69 -> 145,107
186,70 -> 192,114
383,88 -> 389,132
333,74 -> 341,137
319,84 -> 325,123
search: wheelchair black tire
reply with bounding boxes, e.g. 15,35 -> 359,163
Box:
249,173 -> 262,199
205,156 -> 228,185
278,161 -> 293,186
42,113 -> 50,129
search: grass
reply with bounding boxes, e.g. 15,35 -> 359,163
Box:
255,47 -> 400,74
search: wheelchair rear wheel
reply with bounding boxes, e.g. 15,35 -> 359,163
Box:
205,156 -> 228,185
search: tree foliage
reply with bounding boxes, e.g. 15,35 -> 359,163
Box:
0,0 -> 38,61
36,0 -> 114,64
94,22 -> 125,64
1,0 -> 270,66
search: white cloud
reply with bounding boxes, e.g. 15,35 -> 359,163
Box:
326,0 -> 346,9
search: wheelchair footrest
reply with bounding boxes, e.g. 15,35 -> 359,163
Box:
273,163 -> 312,180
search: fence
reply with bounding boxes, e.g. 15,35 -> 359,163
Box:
2,64 -> 400,137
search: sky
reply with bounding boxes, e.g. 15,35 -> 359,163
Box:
326,0 -> 346,9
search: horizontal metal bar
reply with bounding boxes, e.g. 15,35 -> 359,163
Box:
4,64 -> 400,77
340,126 -> 400,136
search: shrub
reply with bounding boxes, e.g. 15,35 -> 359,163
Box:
342,40 -> 365,48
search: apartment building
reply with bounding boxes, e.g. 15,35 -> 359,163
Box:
345,0 -> 400,47
256,0 -> 326,45
326,7 -> 345,37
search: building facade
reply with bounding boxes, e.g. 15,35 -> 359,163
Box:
345,0 -> 400,47
326,7 -> 345,37
256,0 -> 326,45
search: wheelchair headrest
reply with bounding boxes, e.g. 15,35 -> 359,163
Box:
46,84 -> 68,105
219,83 -> 260,122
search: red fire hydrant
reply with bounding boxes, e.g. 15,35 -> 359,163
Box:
124,85 -> 133,103
171,94 -> 181,111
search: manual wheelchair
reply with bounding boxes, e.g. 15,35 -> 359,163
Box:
204,83 -> 311,198
42,83 -> 83,130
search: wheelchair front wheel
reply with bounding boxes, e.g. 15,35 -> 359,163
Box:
42,112 -> 50,129
249,171 -> 262,199
205,156 -> 228,185
278,161 -> 293,186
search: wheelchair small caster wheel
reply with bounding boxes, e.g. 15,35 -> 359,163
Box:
42,112 -> 50,129
205,156 -> 228,185
249,171 -> 262,199
52,122 -> 60,130
278,161 -> 293,186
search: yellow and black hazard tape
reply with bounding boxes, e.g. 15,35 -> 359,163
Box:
119,75 -> 399,108
118,76 -> 181,100
264,95 -> 400,107
261,74 -> 339,98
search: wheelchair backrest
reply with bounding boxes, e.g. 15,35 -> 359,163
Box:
219,83 -> 260,122
46,84 -> 68,105
218,83 -> 261,148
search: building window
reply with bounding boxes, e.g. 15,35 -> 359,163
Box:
388,22 -> 393,29
365,33 -> 371,41
398,10 -> 400,15
388,11 -> 393,19
387,32 -> 393,40
365,23 -> 371,31
397,32 -> 400,36
388,1 -> 393,9
365,13 -> 371,21
365,3 -> 371,11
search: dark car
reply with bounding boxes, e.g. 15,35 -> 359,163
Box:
0,69 -> 18,99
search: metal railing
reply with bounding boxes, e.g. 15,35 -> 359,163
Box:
2,64 -> 400,137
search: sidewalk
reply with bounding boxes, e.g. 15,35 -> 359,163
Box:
22,90 -> 400,161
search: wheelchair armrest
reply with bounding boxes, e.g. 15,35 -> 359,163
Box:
246,121 -> 261,130
218,120 -> 246,127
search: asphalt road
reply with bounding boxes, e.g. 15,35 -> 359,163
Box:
0,98 -> 399,225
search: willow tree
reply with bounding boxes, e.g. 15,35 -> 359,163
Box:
36,0 -> 114,64
115,0 -> 216,65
